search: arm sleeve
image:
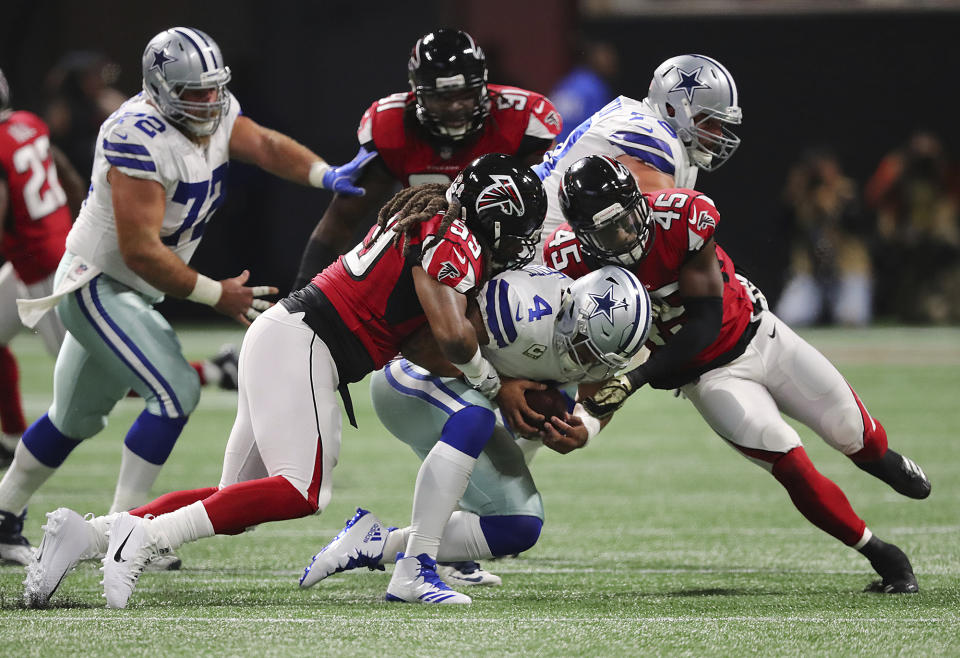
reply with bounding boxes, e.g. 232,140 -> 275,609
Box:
626,296 -> 723,390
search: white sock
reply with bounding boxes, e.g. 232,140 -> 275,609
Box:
0,432 -> 20,452
404,442 -> 476,559
149,501 -> 215,550
436,511 -> 493,562
88,512 -> 120,556
381,526 -> 409,565
0,441 -> 57,513
390,512 -> 493,563
110,445 -> 163,513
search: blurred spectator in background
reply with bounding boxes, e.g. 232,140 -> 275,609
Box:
775,148 -> 873,327
866,132 -> 960,324
549,38 -> 619,142
44,51 -> 126,182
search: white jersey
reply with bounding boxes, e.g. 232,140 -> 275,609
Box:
535,95 -> 697,260
478,265 -> 574,383
66,91 -> 241,299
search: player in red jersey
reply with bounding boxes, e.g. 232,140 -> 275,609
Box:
293,28 -> 562,288
25,154 -> 550,608
545,155 -> 931,594
0,68 -> 85,478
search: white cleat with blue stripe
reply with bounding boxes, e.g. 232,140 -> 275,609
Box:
299,508 -> 386,588
386,553 -> 471,604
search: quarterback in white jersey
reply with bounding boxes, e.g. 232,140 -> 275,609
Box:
4,26 -> 371,574
299,265 -> 651,603
534,54 -> 742,260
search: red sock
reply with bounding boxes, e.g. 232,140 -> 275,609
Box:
846,385 -> 888,462
201,476 -> 316,535
772,446 -> 866,546
191,361 -> 207,386
130,487 -> 219,517
0,346 -> 27,434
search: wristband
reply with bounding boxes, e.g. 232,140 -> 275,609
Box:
453,347 -> 502,400
573,403 -> 601,442
308,161 -> 331,188
186,273 -> 222,306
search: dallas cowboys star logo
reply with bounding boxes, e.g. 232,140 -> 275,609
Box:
587,284 -> 628,324
668,66 -> 710,102
149,43 -> 177,74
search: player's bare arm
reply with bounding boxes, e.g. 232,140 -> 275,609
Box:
616,154 -> 676,193
110,168 -> 274,325
49,143 -> 86,218
228,115 -> 324,184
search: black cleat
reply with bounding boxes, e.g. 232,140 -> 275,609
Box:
210,344 -> 239,391
860,536 -> 919,594
855,449 -> 931,499
0,508 -> 32,565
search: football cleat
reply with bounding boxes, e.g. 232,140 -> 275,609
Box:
855,449 -> 931,499
0,508 -> 32,566
437,561 -> 502,587
300,507 -> 386,588
385,552 -> 471,604
210,344 -> 240,391
101,513 -> 168,608
861,535 -> 919,594
24,508 -> 101,607
143,553 -> 182,571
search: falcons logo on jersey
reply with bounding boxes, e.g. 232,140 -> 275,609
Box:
437,261 -> 463,281
476,175 -> 525,216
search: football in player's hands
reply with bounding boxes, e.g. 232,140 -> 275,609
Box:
524,388 -> 569,429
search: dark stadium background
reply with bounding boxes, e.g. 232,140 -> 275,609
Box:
2,0 -> 957,320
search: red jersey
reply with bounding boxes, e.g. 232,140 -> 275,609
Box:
313,212 -> 486,368
357,84 -> 562,187
0,111 -> 72,283
543,188 -> 755,375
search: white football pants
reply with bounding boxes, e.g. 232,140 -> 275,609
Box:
681,310 -> 872,468
218,303 -> 342,511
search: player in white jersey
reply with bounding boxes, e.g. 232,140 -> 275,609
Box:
534,54 -> 742,258
0,27 -> 371,564
299,265 -> 651,603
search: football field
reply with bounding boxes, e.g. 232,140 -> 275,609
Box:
1,324 -> 958,656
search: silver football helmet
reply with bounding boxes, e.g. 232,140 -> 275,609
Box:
0,67 -> 11,120
555,266 -> 651,382
141,27 -> 231,136
646,54 -> 741,171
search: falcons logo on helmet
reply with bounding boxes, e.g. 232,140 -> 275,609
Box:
476,175 -> 525,216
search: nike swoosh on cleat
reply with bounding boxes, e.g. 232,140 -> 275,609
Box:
113,528 -> 135,563
768,326 -> 776,339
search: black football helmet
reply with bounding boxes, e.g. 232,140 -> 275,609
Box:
447,153 -> 547,272
0,68 -> 11,120
408,29 -> 490,141
559,155 -> 655,266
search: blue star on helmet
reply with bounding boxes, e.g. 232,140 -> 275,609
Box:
669,66 -> 710,102
587,284 -> 628,324
149,44 -> 177,74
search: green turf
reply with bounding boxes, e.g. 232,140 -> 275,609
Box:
2,325 -> 958,656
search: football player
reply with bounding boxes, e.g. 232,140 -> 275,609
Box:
546,155 -> 931,594
23,153 -> 549,609
535,53 -> 742,261
293,28 -> 562,289
299,263 -> 651,603
0,27 -> 371,565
